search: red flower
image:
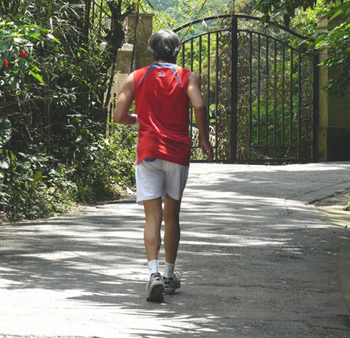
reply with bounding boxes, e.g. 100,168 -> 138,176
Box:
20,49 -> 27,58
3,59 -> 8,68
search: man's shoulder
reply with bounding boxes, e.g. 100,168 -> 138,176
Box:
174,66 -> 192,78
175,65 -> 191,72
135,65 -> 152,74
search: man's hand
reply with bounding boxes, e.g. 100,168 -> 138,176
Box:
201,139 -> 214,162
187,72 -> 214,162
113,73 -> 136,125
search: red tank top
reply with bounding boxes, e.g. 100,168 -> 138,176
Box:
134,63 -> 192,166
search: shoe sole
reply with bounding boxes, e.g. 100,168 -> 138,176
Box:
164,285 -> 180,294
164,288 -> 176,294
164,280 -> 181,295
146,283 -> 165,302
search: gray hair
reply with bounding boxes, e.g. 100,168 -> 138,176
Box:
148,30 -> 181,63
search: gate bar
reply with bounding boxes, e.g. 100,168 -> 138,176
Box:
290,49 -> 293,147
312,52 -> 320,161
298,53 -> 302,159
273,39 -> 277,147
265,36 -> 269,147
249,32 -> 253,159
282,44 -> 285,146
230,16 -> 238,161
173,14 -> 309,41
207,34 -> 211,140
257,35 -> 261,147
215,32 -> 219,161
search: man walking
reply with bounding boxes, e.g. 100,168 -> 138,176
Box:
114,29 -> 213,302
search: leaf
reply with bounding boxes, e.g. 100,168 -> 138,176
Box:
33,171 -> 43,185
29,62 -> 41,72
29,70 -> 44,84
0,118 -> 12,147
0,44 -> 11,52
315,41 -> 329,49
13,37 -> 25,43
329,9 -> 343,22
0,157 -> 10,170
30,31 -> 41,40
47,33 -> 61,44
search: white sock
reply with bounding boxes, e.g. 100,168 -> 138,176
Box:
163,262 -> 175,278
148,259 -> 159,276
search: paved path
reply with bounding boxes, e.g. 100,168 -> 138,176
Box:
1,162 -> 350,337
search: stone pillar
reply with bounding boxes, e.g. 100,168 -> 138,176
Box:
115,43 -> 134,95
108,13 -> 153,108
125,13 -> 154,70
317,17 -> 350,161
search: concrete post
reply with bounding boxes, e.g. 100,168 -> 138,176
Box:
114,43 -> 134,96
109,13 -> 153,107
125,13 -> 154,70
317,17 -> 350,161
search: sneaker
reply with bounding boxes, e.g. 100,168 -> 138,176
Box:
163,272 -> 181,294
146,273 -> 164,302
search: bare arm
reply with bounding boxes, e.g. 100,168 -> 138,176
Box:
113,73 -> 138,126
187,72 -> 213,162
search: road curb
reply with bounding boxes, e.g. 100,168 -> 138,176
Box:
316,191 -> 350,316
338,243 -> 350,314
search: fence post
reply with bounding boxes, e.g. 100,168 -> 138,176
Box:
312,52 -> 319,161
126,13 -> 154,71
230,15 -> 238,162
317,16 -> 350,161
107,13 -> 154,120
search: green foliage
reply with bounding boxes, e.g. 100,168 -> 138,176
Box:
149,0 -> 231,33
1,153 -> 76,220
253,0 -> 333,25
0,115 -> 77,220
0,1 -> 139,222
72,122 -> 137,202
254,0 -> 350,94
0,118 -> 12,147
315,1 -> 350,93
0,21 -> 51,88
346,197 -> 350,211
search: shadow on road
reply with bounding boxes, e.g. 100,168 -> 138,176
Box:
1,163 -> 350,336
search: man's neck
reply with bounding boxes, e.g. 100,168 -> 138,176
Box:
154,59 -> 175,64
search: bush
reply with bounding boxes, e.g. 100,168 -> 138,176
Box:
0,120 -> 137,221
73,123 -> 137,203
0,1 -> 138,221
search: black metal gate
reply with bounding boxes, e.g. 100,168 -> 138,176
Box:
174,15 -> 318,163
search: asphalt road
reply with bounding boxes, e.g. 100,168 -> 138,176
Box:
1,162 -> 350,337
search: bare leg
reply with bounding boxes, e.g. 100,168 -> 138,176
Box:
143,197 -> 163,262
163,195 -> 182,264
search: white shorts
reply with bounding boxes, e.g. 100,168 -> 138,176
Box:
136,159 -> 189,204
